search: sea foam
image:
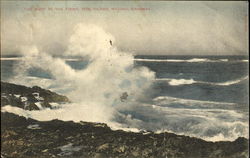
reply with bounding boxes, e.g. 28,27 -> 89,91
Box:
155,76 -> 248,86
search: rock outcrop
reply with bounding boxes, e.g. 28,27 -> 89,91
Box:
1,112 -> 248,158
1,82 -> 69,110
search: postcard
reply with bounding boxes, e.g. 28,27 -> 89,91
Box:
1,1 -> 249,158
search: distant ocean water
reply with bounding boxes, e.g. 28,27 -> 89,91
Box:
134,55 -> 249,104
1,55 -> 249,141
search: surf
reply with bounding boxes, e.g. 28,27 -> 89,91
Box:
155,76 -> 249,86
134,58 -> 249,63
6,23 -> 155,125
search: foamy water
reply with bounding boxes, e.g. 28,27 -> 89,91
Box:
155,76 -> 249,86
134,58 -> 248,63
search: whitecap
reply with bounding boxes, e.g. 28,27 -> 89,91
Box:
155,76 -> 248,86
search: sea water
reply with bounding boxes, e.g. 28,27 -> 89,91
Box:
0,21 -> 248,142
1,55 -> 248,142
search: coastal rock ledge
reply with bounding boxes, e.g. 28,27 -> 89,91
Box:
1,82 -> 70,110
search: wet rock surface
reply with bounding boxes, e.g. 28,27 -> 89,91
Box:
1,82 -> 69,110
1,112 -> 248,158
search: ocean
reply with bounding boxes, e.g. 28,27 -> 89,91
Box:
1,55 -> 249,142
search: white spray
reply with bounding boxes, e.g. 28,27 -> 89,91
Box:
9,23 -> 155,123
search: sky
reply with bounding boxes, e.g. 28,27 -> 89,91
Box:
1,1 -> 249,56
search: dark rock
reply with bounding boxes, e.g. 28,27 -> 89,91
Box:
1,112 -> 249,158
1,96 -> 9,105
1,81 -> 70,110
24,102 -> 39,110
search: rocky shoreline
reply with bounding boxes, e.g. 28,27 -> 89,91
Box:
1,82 -> 69,110
1,82 -> 249,158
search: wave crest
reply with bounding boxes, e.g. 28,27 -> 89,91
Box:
134,58 -> 249,63
156,76 -> 248,86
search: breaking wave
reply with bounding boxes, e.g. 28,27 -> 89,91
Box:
134,58 -> 249,63
5,23 -> 155,126
156,76 -> 248,86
